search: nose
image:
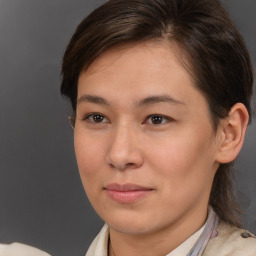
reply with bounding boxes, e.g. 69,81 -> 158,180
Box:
106,124 -> 144,170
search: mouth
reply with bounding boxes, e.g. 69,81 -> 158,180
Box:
104,183 -> 153,204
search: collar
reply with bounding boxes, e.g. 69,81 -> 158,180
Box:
86,206 -> 218,256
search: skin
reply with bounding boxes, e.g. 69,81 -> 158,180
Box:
74,41 -> 248,256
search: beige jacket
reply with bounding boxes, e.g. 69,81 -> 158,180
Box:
203,221 -> 256,255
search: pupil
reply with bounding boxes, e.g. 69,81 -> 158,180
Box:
151,116 -> 162,124
93,114 -> 103,122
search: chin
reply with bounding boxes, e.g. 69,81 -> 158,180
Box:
103,212 -> 160,235
110,222 -> 151,235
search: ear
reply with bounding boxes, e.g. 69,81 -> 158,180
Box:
215,103 -> 249,164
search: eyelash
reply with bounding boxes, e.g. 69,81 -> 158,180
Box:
82,113 -> 173,125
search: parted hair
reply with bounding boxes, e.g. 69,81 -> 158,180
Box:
61,0 -> 254,227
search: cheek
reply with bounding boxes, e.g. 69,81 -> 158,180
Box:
147,137 -> 216,215
74,131 -> 106,181
147,128 -> 216,188
74,132 -> 107,214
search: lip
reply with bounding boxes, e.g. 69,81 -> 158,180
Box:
104,183 -> 153,204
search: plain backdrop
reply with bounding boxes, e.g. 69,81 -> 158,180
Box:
0,0 -> 255,255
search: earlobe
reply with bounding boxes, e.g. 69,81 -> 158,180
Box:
215,103 -> 249,164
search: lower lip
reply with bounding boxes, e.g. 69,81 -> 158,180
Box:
105,189 -> 152,204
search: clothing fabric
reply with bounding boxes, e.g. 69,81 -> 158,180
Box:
168,224 -> 205,256
187,207 -> 218,256
86,219 -> 256,256
0,243 -> 51,256
203,222 -> 256,256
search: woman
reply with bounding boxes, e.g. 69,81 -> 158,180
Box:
61,0 -> 256,255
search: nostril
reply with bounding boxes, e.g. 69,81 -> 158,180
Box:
108,162 -> 116,169
107,161 -> 137,171
110,163 -> 132,170
125,163 -> 136,168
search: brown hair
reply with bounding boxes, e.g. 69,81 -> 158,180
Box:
61,0 -> 254,227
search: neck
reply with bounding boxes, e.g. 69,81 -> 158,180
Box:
108,206 -> 208,256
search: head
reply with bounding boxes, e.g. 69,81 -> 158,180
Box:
61,0 -> 253,229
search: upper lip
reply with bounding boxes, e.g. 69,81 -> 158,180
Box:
104,183 -> 153,191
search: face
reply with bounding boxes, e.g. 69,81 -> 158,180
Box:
74,41 -> 221,236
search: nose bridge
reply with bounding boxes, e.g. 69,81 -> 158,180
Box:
113,121 -> 131,147
106,121 -> 143,170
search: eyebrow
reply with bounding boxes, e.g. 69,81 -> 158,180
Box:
77,94 -> 185,107
136,95 -> 185,107
77,94 -> 110,105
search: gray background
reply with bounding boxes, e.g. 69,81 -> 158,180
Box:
0,0 -> 255,255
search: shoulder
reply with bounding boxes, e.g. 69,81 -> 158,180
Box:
203,221 -> 256,256
0,243 -> 51,256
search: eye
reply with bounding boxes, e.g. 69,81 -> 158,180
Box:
83,113 -> 109,123
145,114 -> 172,125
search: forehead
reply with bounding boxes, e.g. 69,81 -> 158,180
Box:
79,41 -> 197,97
79,41 -> 199,100
84,40 -> 187,76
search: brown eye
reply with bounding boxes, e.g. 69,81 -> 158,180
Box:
83,113 -> 108,123
92,114 -> 104,123
151,115 -> 163,124
145,114 -> 172,125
